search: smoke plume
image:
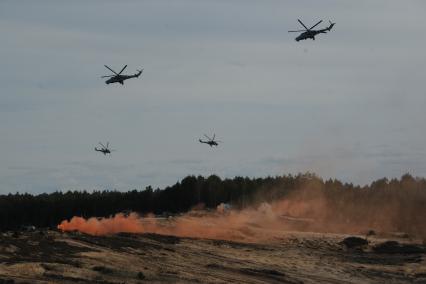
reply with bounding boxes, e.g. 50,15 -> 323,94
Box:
58,179 -> 426,241
58,213 -> 145,236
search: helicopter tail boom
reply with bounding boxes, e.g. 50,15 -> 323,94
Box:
135,69 -> 144,78
326,21 -> 335,31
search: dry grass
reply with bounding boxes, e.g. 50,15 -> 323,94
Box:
0,229 -> 424,283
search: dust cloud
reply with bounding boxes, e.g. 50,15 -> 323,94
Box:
58,182 -> 426,241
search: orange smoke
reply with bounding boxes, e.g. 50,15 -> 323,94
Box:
57,213 -> 145,236
57,182 -> 426,240
58,203 -> 296,242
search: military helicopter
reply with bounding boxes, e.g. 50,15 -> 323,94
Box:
95,142 -> 115,156
199,134 -> 222,147
288,20 -> 335,41
102,65 -> 143,85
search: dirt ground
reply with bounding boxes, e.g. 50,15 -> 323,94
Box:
0,229 -> 425,284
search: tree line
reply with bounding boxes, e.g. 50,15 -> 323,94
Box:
0,173 -> 425,235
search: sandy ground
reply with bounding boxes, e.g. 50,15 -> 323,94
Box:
0,229 -> 425,284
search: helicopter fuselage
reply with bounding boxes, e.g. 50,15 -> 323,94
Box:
95,148 -> 111,155
199,139 -> 218,147
293,22 -> 335,42
105,70 -> 142,85
295,30 -> 326,41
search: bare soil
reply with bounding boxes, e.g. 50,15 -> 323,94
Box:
0,230 -> 425,283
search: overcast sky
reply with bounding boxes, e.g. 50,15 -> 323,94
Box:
0,0 -> 425,194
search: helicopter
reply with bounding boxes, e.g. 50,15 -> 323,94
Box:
102,65 -> 143,85
95,142 -> 115,156
288,19 -> 335,41
199,134 -> 222,147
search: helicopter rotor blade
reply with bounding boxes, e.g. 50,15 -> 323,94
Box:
104,65 -> 118,75
101,75 -> 115,78
212,134 -> 216,141
106,142 -> 109,148
118,65 -> 127,75
99,142 -> 106,149
309,20 -> 323,30
288,30 -> 307,33
204,134 -> 211,141
297,19 -> 309,30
